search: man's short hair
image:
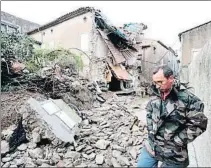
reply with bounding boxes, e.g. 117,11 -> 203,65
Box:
153,65 -> 174,78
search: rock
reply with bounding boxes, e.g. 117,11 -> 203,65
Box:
112,150 -> 122,158
45,149 -> 53,160
76,144 -> 86,152
58,153 -> 64,157
129,147 -> 137,159
64,151 -> 80,160
22,112 -> 29,120
63,159 -> 74,167
1,141 -> 9,155
112,150 -> 130,166
111,158 -> 121,167
73,159 -> 81,166
14,158 -> 24,166
11,151 -> 19,159
95,139 -> 110,150
84,146 -> 92,152
86,149 -> 95,155
1,157 -> 13,163
2,162 -> 10,168
118,156 -> 130,166
112,144 -> 126,152
134,137 -> 144,145
127,139 -> 133,146
52,152 -> 61,163
95,154 -> 104,165
75,163 -> 87,167
100,121 -> 107,126
32,132 -> 41,143
1,128 -> 14,141
83,152 -> 96,160
28,148 -> 44,159
36,159 -> 49,165
88,163 -> 99,167
67,146 -> 75,151
82,153 -> 89,159
57,148 -> 66,153
40,163 -> 51,167
71,81 -> 81,90
17,144 -> 28,151
25,157 -> 36,167
28,142 -> 37,149
101,123 -> 110,128
82,119 -> 89,125
88,153 -> 96,160
52,138 -> 63,147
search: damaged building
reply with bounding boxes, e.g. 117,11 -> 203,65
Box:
1,11 -> 40,33
139,39 -> 180,81
27,7 -> 179,92
1,6 -> 181,168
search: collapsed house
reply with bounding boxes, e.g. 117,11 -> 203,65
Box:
1,7 -> 180,168
27,7 -> 179,92
27,7 -> 148,92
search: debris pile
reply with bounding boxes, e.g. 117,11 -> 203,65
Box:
1,9 -> 151,168
1,94 -> 148,167
92,10 -> 148,92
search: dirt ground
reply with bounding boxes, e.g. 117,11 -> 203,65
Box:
1,90 -> 43,130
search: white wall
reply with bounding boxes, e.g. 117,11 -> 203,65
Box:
187,40 -> 211,167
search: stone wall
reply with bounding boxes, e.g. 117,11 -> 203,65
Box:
185,40 -> 211,167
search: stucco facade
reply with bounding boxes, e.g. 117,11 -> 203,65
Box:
179,21 -> 211,66
30,12 -> 93,51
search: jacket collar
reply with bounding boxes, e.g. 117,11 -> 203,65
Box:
150,79 -> 184,101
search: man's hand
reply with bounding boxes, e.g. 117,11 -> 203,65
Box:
144,140 -> 155,157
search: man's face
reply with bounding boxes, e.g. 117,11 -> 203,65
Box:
152,69 -> 174,93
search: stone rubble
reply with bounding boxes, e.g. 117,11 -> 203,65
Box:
1,92 -> 149,167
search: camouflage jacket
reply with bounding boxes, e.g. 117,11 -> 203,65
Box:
146,81 -> 208,166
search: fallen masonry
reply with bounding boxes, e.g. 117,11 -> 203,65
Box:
1,92 -> 149,167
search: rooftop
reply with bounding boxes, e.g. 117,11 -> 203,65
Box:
27,7 -> 95,35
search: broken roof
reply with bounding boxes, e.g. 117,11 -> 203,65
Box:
178,20 -> 211,40
27,7 -> 95,35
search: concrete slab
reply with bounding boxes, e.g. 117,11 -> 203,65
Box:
27,98 -> 82,143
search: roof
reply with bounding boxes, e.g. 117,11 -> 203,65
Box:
141,39 -> 175,51
178,20 -> 211,40
27,7 -> 94,35
157,40 -> 169,50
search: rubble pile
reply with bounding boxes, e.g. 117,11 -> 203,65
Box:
1,11 -> 150,168
2,62 -> 109,111
1,94 -> 148,167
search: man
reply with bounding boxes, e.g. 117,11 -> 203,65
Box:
137,65 -> 208,167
